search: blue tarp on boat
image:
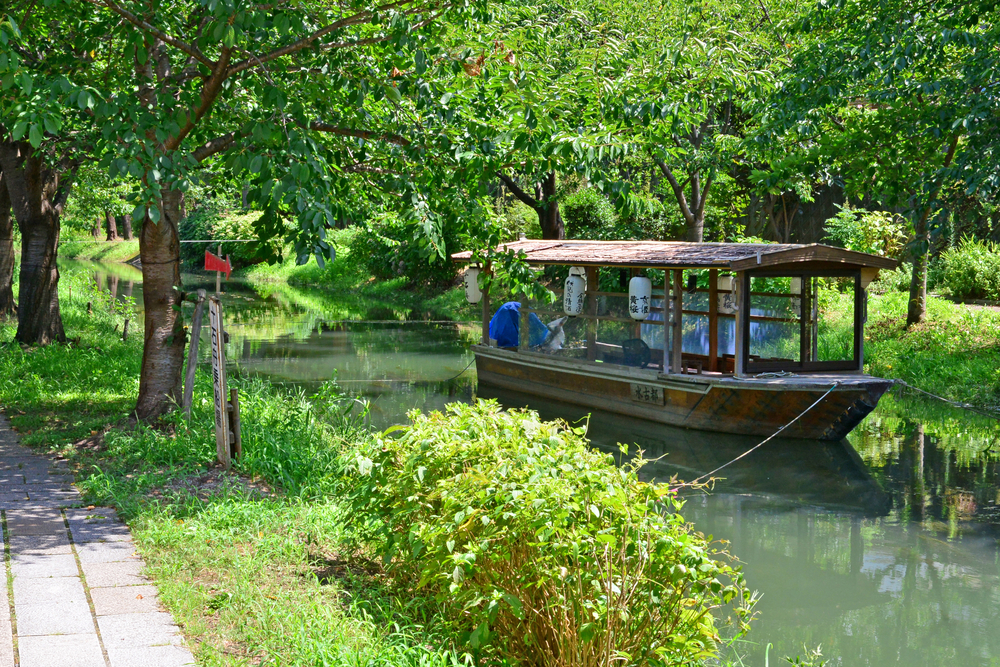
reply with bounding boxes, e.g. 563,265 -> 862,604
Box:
489,302 -> 550,347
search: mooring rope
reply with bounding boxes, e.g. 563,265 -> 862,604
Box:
893,380 -> 1000,420
675,382 -> 841,488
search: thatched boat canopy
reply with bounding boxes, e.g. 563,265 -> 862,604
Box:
451,240 -> 897,272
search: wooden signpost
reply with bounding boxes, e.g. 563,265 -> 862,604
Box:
207,296 -> 242,468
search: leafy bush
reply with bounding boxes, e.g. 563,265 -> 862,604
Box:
931,237 -> 1000,301
868,262 -> 913,295
824,205 -> 907,257
178,202 -> 280,268
348,214 -> 458,287
563,188 -> 619,238
344,401 -> 750,667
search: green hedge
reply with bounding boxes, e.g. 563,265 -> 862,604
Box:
932,237 -> 1000,301
344,401 -> 750,666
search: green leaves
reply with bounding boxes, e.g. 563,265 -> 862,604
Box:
340,401 -> 750,664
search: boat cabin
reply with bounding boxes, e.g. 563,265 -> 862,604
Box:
453,240 -> 897,378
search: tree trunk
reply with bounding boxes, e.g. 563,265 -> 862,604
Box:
134,187 -> 187,421
105,210 -> 120,241
118,214 -> 134,240
92,216 -> 101,240
0,170 -> 15,319
536,172 -> 564,240
906,216 -> 929,326
0,142 -> 68,345
686,210 -> 706,243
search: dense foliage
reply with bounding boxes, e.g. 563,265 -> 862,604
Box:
344,402 -> 751,666
932,238 -> 1000,301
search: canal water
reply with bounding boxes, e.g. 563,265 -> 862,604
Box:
69,259 -> 1000,667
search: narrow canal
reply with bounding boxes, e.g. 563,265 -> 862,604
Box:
69,259 -> 1000,667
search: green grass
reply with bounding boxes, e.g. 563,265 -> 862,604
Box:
59,238 -> 140,263
866,292 -> 1000,409
0,272 -> 468,666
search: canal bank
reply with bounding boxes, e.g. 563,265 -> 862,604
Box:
5,258 -> 1000,666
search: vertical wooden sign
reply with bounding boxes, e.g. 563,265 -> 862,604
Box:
208,296 -> 231,468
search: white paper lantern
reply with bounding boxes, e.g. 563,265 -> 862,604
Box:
464,266 -> 482,304
718,275 -> 737,314
564,270 -> 586,316
628,276 -> 652,321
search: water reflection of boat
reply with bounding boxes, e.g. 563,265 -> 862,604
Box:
480,385 -> 891,516
454,241 -> 897,440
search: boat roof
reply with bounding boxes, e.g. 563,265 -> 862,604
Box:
451,240 -> 898,271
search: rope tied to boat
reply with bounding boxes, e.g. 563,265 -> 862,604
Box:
675,382 -> 841,489
892,380 -> 1000,420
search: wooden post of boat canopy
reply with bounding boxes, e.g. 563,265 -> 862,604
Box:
480,268 -> 491,345
734,271 -> 746,377
661,271 -> 669,371
671,269 -> 683,374
519,297 -> 530,352
586,267 -> 597,361
708,269 -> 719,372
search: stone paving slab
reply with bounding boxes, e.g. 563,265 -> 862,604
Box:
13,576 -> 87,607
10,532 -> 73,556
11,554 -> 80,579
0,411 -> 197,666
75,541 -> 141,565
106,645 -> 195,667
18,634 -> 105,667
91,585 -> 161,616
82,562 -> 150,588
97,612 -> 183,648
17,600 -> 96,636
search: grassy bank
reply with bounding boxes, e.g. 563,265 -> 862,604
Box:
866,292 -> 1000,409
241,231 -> 476,321
0,271 -> 747,666
60,238 -> 140,263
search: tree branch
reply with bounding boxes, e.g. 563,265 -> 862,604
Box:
654,158 -> 694,224
226,0 -> 421,77
309,122 -> 411,146
498,172 -> 540,210
85,0 -> 213,68
192,132 -> 239,162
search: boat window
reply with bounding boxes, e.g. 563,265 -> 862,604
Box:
814,278 -> 856,362
747,276 -> 802,365
744,272 -> 861,373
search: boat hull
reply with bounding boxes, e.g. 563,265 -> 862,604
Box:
473,346 -> 892,440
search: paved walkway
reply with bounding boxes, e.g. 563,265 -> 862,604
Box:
0,413 -> 196,667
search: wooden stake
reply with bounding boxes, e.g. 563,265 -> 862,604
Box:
208,296 -> 231,469
228,388 -> 242,460
183,289 -> 207,420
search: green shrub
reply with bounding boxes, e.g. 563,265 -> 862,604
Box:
344,401 -> 750,667
348,214 -> 458,287
868,262 -> 913,295
932,237 -> 1000,301
178,202 -> 280,268
824,205 -> 907,257
563,188 -> 619,239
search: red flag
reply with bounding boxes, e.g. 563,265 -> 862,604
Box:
204,250 -> 232,279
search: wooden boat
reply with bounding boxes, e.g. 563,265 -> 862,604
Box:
452,240 -> 897,440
